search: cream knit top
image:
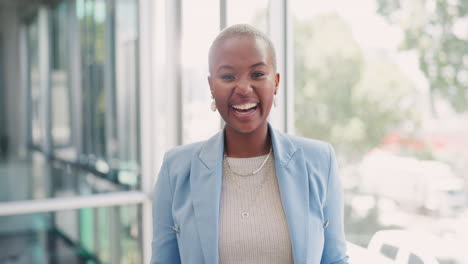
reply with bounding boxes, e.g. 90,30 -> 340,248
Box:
218,153 -> 294,264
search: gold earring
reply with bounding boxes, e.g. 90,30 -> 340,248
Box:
211,99 -> 217,112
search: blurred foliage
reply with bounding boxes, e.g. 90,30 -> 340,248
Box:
377,0 -> 468,113
294,13 -> 420,160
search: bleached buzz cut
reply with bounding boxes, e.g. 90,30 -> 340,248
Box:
208,24 -> 277,73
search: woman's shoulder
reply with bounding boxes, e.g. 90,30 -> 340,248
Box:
163,140 -> 206,164
157,141 -> 208,181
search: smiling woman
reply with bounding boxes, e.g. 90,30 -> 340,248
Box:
208,33 -> 278,143
151,24 -> 349,264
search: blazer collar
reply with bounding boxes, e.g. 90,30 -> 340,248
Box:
268,124 -> 298,167
197,123 -> 298,169
198,127 -> 225,170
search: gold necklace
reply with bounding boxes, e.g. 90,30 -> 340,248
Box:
223,148 -> 272,176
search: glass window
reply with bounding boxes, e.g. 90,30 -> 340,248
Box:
181,0 -> 221,143
0,37 -> 6,160
226,0 -> 269,32
114,0 -> 140,181
51,1 -> 73,150
27,16 -> 42,147
291,0 -> 468,261
77,0 -> 140,187
2,0 -> 142,205
79,0 -> 109,159
79,205 -> 141,263
1,151 -> 131,203
0,205 -> 141,264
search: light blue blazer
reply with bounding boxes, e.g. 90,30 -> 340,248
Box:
151,124 -> 349,264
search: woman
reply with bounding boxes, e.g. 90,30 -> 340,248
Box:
151,24 -> 349,264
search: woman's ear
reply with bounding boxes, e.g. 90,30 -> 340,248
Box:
274,73 -> 280,94
208,75 -> 214,95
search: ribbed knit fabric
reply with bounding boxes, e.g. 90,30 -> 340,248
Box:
219,153 -> 293,264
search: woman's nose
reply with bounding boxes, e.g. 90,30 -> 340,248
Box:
235,79 -> 253,95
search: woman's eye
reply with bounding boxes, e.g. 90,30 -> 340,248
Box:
221,74 -> 235,80
251,72 -> 265,78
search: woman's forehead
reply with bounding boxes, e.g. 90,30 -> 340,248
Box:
210,36 -> 273,69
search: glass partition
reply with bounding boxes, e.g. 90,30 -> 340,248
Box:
3,0 -> 140,202
0,204 -> 141,264
4,0 -> 144,263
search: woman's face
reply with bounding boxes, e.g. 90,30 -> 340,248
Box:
208,36 -> 279,135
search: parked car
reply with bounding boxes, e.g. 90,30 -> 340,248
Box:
347,241 -> 395,263
367,229 -> 467,264
358,149 -> 465,216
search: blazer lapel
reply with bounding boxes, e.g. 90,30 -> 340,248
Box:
270,125 -> 310,263
190,130 -> 224,264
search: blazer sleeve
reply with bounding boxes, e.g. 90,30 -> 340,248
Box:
321,144 -> 349,264
150,155 -> 181,264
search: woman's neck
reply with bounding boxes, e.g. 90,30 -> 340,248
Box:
224,123 -> 270,158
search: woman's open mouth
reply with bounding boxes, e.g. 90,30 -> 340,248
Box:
231,103 -> 259,118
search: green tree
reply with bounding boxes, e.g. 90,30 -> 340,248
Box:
376,0 -> 468,113
294,13 -> 420,160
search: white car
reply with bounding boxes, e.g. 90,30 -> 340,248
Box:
367,230 -> 467,264
347,242 -> 395,263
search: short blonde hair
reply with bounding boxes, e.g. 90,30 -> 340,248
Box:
208,24 -> 277,73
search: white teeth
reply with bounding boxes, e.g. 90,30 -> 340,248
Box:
232,103 -> 258,110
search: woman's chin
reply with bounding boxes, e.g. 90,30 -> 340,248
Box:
225,120 -> 267,135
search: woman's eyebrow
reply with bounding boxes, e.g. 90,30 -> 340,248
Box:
250,62 -> 266,68
217,65 -> 234,72
216,62 -> 266,72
